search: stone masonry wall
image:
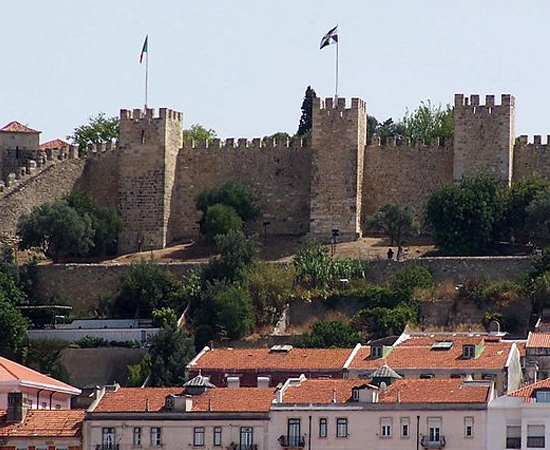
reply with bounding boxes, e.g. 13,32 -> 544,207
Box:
310,97 -> 367,241
363,140 -> 454,217
513,136 -> 550,182
168,139 -> 312,241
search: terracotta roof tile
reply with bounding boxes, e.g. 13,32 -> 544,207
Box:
379,378 -> 490,403
350,334 -> 513,371
510,378 -> 550,399
39,139 -> 69,150
0,121 -> 39,133
527,332 -> 550,348
0,356 -> 80,394
0,409 -> 84,437
191,348 -> 354,371
282,379 -> 366,404
94,387 -> 275,413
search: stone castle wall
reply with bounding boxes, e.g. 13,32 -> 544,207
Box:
363,139 -> 454,217
168,139 -> 312,242
513,135 -> 550,182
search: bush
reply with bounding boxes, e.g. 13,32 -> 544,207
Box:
0,300 -> 28,358
75,336 -> 109,348
293,319 -> 362,348
196,181 -> 260,223
390,265 -> 434,295
127,354 -> 151,387
353,303 -> 419,339
114,262 -> 187,318
201,204 -> 242,241
242,262 -> 294,327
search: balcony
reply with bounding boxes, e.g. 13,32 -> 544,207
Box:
421,436 -> 446,449
278,435 -> 306,448
226,444 -> 258,450
506,437 -> 521,449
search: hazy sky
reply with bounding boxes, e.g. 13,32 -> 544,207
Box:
2,1 -> 550,142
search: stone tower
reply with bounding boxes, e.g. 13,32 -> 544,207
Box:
453,94 -> 515,184
117,108 -> 183,254
309,97 -> 367,241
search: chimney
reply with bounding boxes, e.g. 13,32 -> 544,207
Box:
7,392 -> 27,423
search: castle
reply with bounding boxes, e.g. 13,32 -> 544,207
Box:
0,92 -> 548,253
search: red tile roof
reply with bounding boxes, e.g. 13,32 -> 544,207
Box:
0,356 -> 80,394
0,409 -> 84,437
350,334 -> 513,371
0,121 -> 39,133
39,139 -> 69,150
379,379 -> 490,403
510,378 -> 550,400
94,387 -> 275,413
527,332 -> 550,348
282,379 -> 366,404
190,348 -> 354,371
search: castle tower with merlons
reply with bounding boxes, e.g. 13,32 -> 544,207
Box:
1,91 -> 547,253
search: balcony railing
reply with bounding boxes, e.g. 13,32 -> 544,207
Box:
421,436 -> 446,449
506,437 -> 521,449
226,444 -> 257,450
278,435 -> 306,448
527,437 -> 545,448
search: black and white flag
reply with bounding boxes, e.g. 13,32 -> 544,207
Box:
320,25 -> 338,49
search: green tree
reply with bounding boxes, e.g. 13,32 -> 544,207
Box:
262,132 -> 292,145
127,354 -> 152,387
293,319 -> 362,348
196,181 -> 260,237
25,339 -> 70,382
506,177 -> 550,243
367,203 -> 420,260
401,100 -> 453,144
114,262 -> 187,318
426,176 -> 508,255
353,303 -> 418,339
242,262 -> 294,327
526,191 -> 550,246
389,265 -> 434,295
17,200 -> 95,262
374,118 -> 407,144
182,124 -> 217,144
148,324 -> 195,386
297,85 -> 317,137
201,204 -> 243,242
0,300 -> 28,358
67,113 -> 119,151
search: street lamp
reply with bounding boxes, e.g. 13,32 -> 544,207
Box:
262,221 -> 271,245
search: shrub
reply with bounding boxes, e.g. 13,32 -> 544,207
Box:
127,354 -> 152,387
75,336 -> 109,348
390,265 -> 434,295
293,319 -> 362,348
353,303 -> 419,339
201,204 -> 243,241
196,181 -> 260,223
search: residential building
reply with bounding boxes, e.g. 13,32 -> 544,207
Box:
83,376 -> 274,450
348,331 -> 523,394
488,378 -> 550,450
270,368 -> 493,450
186,345 -> 358,387
525,332 -> 550,383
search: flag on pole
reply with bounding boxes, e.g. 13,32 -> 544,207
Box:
140,35 -> 148,63
320,26 -> 338,49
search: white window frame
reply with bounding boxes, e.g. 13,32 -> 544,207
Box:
380,418 -> 392,438
213,426 -> 222,447
464,417 -> 474,438
463,345 -> 475,359
336,418 -> 348,438
133,427 -> 142,447
535,390 -> 550,403
401,417 -> 410,439
102,427 -> 115,450
150,427 -> 162,446
193,427 -> 205,447
319,418 -> 327,438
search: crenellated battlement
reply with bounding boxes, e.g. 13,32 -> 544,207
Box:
120,107 -> 183,123
182,136 -> 305,150
314,96 -> 367,116
454,93 -> 515,111
367,135 -> 453,149
516,135 -> 550,147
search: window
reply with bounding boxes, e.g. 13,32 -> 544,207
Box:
102,428 -> 115,450
401,418 -> 410,438
506,426 -> 521,449
257,376 -> 270,388
464,417 -> 474,438
352,388 -> 360,401
535,390 -> 550,403
380,418 -> 392,438
427,417 -> 442,443
133,427 -> 142,446
429,427 -> 440,442
463,345 -> 475,359
213,427 -> 222,447
150,427 -> 162,446
336,418 -> 348,438
240,427 -> 253,448
371,346 -> 382,358
287,418 -> 301,446
527,425 -> 545,448
193,427 -> 205,447
319,418 -> 327,438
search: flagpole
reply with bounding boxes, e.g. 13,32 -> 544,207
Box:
335,39 -> 339,100
145,50 -> 149,109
